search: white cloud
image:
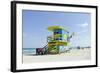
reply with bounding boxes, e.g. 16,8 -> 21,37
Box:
77,30 -> 87,35
78,22 -> 89,27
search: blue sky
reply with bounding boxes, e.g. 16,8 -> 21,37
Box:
22,10 -> 91,48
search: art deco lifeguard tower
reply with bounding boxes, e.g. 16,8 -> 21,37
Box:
36,26 -> 75,55
47,26 -> 70,54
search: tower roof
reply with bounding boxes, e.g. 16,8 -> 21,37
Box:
47,26 -> 68,32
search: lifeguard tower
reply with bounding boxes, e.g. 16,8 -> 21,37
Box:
47,26 -> 70,54
36,26 -> 75,55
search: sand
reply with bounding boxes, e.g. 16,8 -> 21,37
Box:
23,48 -> 91,63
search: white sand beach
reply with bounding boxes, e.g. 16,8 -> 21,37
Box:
23,48 -> 91,63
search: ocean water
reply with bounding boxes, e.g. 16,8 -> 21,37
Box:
23,48 -> 36,55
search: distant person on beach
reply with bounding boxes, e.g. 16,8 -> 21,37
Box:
77,46 -> 80,49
